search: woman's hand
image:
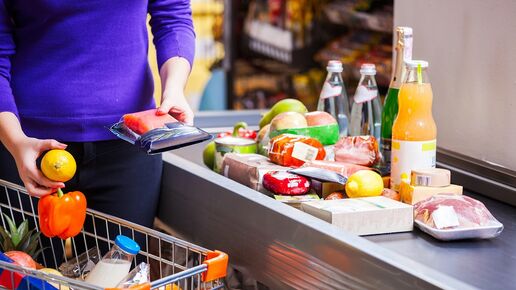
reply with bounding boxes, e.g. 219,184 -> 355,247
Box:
11,137 -> 67,197
157,57 -> 194,125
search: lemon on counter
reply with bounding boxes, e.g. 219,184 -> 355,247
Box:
345,170 -> 384,198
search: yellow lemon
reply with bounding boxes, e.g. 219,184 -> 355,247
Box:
40,268 -> 69,290
41,150 -> 77,182
345,170 -> 384,198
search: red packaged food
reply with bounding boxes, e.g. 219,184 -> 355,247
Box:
301,160 -> 371,177
263,171 -> 310,195
123,109 -> 177,135
334,136 -> 380,166
268,134 -> 326,167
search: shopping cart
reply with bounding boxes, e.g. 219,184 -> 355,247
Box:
0,179 -> 228,290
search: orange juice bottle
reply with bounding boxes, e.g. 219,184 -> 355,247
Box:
390,60 -> 437,191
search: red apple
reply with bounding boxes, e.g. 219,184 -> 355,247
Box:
305,111 -> 337,127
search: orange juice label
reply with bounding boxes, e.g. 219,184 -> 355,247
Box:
390,139 -> 436,191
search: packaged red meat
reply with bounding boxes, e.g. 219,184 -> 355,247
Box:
414,194 -> 504,240
263,171 -> 310,196
334,136 -> 380,166
301,160 -> 371,178
268,134 -> 326,167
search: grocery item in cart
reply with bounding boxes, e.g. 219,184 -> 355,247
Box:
334,135 -> 380,167
269,134 -> 325,167
263,171 -> 310,195
288,166 -> 347,184
59,247 -> 100,278
413,195 -> 504,240
85,235 -> 140,287
301,160 -> 371,177
110,108 -> 212,154
116,262 -> 150,288
214,136 -> 257,173
0,252 -> 57,289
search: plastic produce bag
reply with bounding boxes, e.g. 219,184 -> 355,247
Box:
59,247 -> 100,279
116,262 -> 150,288
110,109 -> 212,154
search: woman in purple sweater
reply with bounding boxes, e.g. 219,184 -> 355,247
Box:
0,0 -> 195,237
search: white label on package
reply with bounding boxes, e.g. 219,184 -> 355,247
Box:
431,206 -> 460,229
291,142 -> 318,162
353,85 -> 378,103
320,82 -> 342,99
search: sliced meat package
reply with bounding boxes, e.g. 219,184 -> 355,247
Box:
334,136 -> 380,167
301,160 -> 371,177
413,194 -> 503,240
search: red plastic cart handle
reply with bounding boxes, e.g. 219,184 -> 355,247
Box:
202,250 -> 229,282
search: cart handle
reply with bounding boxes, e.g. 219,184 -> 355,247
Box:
202,250 -> 228,282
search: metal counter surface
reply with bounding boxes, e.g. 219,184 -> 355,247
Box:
163,141 -> 516,290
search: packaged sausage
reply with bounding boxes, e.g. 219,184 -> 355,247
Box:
263,171 -> 310,196
334,135 -> 380,166
268,134 -> 326,167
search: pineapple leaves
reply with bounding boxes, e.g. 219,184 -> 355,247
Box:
0,214 -> 43,259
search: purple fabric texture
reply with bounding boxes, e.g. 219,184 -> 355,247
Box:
0,0 -> 195,141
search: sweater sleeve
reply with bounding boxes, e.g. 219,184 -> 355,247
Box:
148,0 -> 196,69
0,1 -> 16,116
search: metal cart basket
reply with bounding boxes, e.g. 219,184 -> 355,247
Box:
0,179 -> 228,290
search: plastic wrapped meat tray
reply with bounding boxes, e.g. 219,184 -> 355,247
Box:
413,194 -> 504,241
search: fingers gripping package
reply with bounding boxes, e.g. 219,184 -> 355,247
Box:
413,194 -> 504,240
268,134 -> 326,167
110,109 -> 212,154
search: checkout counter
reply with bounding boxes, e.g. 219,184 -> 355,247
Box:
157,111 -> 516,290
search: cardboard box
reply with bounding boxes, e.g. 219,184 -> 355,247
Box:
222,153 -> 290,193
400,182 -> 463,205
301,196 -> 413,235
310,179 -> 345,198
274,194 -> 320,209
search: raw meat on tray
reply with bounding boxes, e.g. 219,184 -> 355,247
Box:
414,194 -> 495,229
123,109 -> 177,135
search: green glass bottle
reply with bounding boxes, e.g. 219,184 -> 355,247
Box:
379,27 -> 412,174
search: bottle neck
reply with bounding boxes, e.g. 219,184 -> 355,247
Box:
390,30 -> 413,89
404,67 -> 430,84
359,74 -> 378,89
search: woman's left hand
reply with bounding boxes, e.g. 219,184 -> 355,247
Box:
157,90 -> 194,126
157,57 -> 194,126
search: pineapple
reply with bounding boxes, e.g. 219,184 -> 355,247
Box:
0,213 -> 44,260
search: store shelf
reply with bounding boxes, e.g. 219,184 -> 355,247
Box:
323,1 -> 393,33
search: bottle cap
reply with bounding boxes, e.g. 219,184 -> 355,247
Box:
115,235 -> 140,255
327,60 -> 343,72
405,60 -> 429,68
359,63 -> 376,75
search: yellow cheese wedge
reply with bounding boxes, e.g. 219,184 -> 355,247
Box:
400,182 -> 463,205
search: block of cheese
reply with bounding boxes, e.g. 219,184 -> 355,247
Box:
400,182 -> 463,205
301,196 -> 413,235
222,153 -> 289,193
310,179 -> 345,198
410,168 -> 451,187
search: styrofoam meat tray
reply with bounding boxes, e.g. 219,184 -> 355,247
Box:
414,219 -> 504,241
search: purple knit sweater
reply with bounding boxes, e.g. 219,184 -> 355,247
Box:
0,0 -> 195,141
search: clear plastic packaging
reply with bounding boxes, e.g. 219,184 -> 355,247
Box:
58,247 -> 100,279
414,194 -> 504,240
334,135 -> 380,167
110,109 -> 212,154
268,134 -> 326,167
116,262 -> 150,288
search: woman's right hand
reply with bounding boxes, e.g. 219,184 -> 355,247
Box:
11,137 -> 68,197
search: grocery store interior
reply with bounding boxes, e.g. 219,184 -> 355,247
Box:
0,0 -> 514,289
